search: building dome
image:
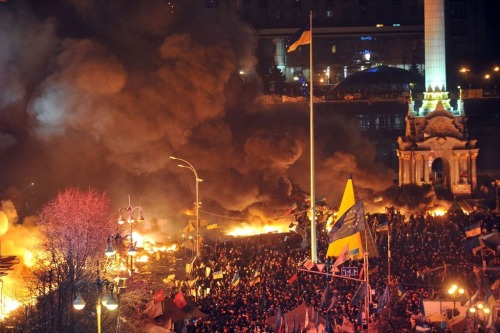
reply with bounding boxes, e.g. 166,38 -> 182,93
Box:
329,66 -> 424,94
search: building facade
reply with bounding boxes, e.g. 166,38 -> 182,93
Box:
201,0 -> 488,92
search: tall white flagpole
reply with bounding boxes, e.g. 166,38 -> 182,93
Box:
309,11 -> 317,263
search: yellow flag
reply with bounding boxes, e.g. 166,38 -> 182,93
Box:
183,222 -> 195,234
326,231 -> 364,259
337,175 -> 356,221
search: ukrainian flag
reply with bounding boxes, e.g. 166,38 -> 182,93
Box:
326,231 -> 364,259
287,25 -> 311,53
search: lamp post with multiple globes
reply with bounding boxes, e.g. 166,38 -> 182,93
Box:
469,303 -> 490,330
73,267 -> 118,333
110,196 -> 144,274
170,156 -> 203,257
448,284 -> 464,318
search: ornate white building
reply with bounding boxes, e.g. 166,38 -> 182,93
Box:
396,0 -> 479,197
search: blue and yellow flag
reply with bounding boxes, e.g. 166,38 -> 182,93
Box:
287,25 -> 311,53
465,222 -> 481,238
328,200 -> 365,243
213,270 -> 223,280
326,231 -> 364,259
232,272 -> 240,286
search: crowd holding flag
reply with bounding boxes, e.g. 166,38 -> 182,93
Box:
303,259 -> 315,270
328,200 -> 366,243
397,284 -> 408,301
231,272 -> 240,287
350,282 -> 368,307
212,270 -> 223,280
377,285 -> 390,310
465,222 -> 482,238
173,291 -> 187,309
287,273 -> 298,284
320,283 -> 332,309
327,200 -> 366,258
341,316 -> 354,333
331,243 -> 350,272
250,268 -> 261,286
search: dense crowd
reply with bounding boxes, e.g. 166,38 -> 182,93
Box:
159,206 -> 500,333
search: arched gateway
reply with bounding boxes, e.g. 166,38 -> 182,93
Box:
396,89 -> 479,197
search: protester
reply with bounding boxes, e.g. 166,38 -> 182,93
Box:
158,207 -> 500,333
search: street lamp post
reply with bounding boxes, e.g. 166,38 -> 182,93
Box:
116,196 -> 144,275
170,156 -> 203,258
73,267 -> 118,333
448,284 -> 464,318
469,303 -> 490,329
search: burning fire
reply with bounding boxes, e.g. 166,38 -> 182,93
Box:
0,204 -> 40,319
226,223 -> 288,237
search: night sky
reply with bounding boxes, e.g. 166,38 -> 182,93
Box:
0,0 -> 496,235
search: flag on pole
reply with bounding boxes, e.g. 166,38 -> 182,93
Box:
304,306 -> 309,329
327,200 -> 366,259
276,307 -> 283,331
341,316 -> 354,333
328,200 -> 366,243
327,231 -> 364,259
377,286 -> 390,309
173,291 -> 187,309
358,266 -> 365,280
286,25 -> 311,53
231,272 -> 240,286
303,259 -> 315,270
206,223 -> 218,230
465,223 -> 481,238
287,273 -> 298,284
249,269 -> 261,286
320,283 -> 332,308
397,284 -> 408,301
350,282 -> 368,306
332,243 -> 350,272
183,222 -> 195,234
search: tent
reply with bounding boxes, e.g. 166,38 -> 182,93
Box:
426,312 -> 448,322
265,303 -> 326,331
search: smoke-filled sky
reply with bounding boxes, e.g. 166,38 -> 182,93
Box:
0,0 -> 395,236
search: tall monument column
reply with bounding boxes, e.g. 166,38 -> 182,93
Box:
425,0 -> 447,91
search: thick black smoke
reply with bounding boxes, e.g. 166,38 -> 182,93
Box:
0,0 -> 395,237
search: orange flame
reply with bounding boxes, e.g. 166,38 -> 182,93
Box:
226,224 -> 288,237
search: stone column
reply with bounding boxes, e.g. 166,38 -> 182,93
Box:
423,155 -> 430,183
403,154 -> 411,184
462,153 -> 470,184
398,153 -> 404,186
471,152 -> 478,191
453,154 -> 460,184
415,154 -> 422,184
424,0 -> 447,90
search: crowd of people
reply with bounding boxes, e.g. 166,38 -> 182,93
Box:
154,205 -> 500,333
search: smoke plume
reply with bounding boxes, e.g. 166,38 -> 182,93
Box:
0,0 -> 396,238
